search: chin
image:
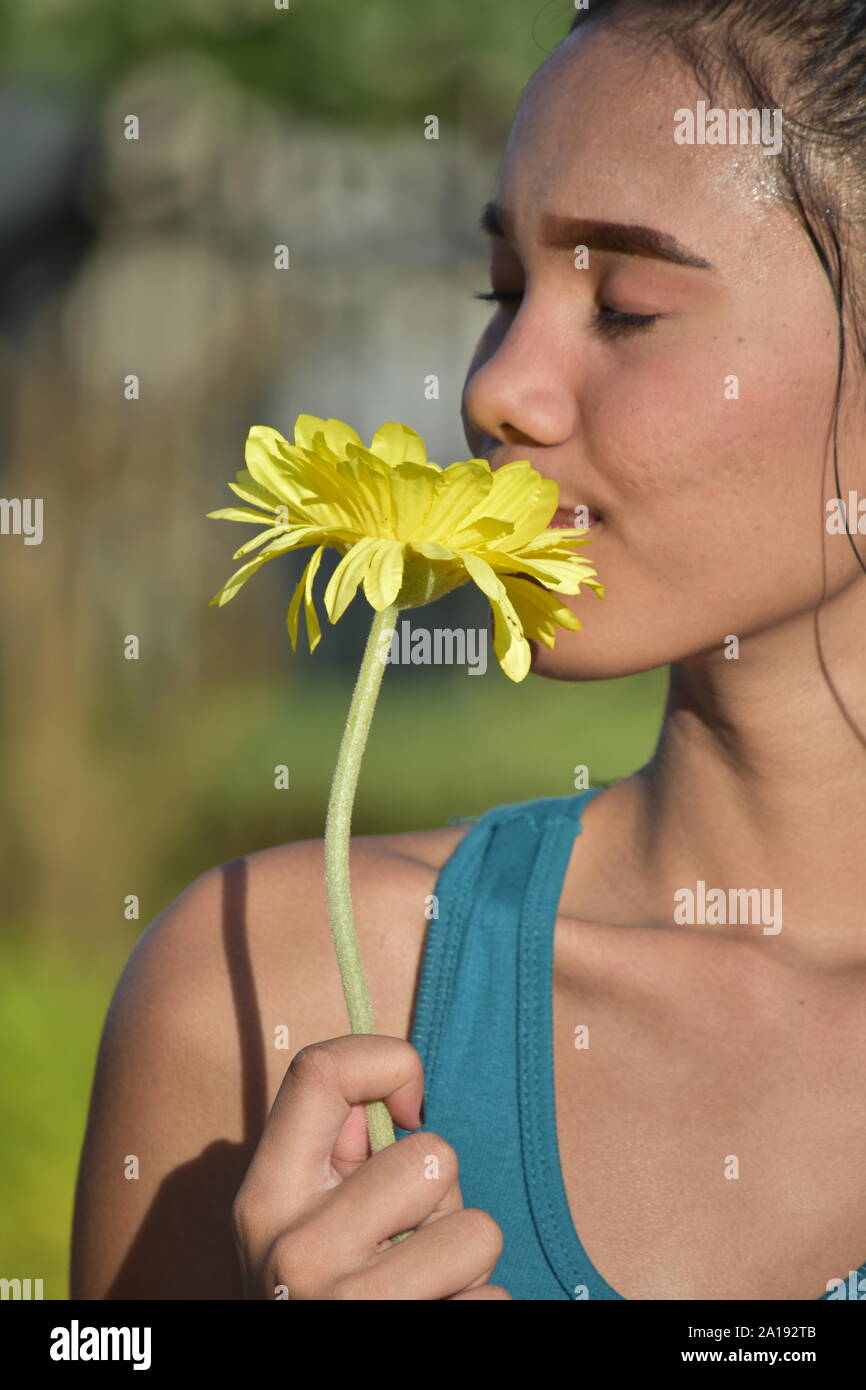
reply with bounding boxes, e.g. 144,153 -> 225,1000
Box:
528,636 -> 616,682
527,628 -> 667,683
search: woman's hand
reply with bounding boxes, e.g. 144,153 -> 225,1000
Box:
231,1034 -> 510,1300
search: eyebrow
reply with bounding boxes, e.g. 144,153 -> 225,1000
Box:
479,200 -> 715,271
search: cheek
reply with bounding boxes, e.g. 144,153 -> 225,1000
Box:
582,330 -> 837,533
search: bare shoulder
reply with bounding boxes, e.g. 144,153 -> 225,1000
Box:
103,818 -> 470,1100
229,821 -> 472,1044
70,821 -> 469,1298
117,820 -> 469,1038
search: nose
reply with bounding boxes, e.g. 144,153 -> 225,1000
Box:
460,311 -> 577,465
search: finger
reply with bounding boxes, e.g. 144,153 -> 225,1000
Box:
336,1206 -> 504,1301
241,1035 -> 424,1228
293,1127 -> 463,1261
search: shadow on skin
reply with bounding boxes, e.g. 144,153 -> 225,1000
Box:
104,857 -> 270,1299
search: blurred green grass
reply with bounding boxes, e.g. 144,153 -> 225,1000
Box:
1,664 -> 666,1297
0,935 -> 125,1299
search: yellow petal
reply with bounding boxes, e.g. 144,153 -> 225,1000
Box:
208,535 -> 300,607
247,438 -> 371,536
516,530 -> 593,558
232,525 -> 290,559
449,515 -> 515,548
228,472 -> 280,510
521,525 -> 591,549
362,539 -> 405,609
286,545 -> 325,651
323,535 -> 381,623
416,460 -> 492,540
250,425 -> 292,449
501,574 -> 583,648
280,453 -> 369,530
459,459 -> 540,530
286,559 -> 308,650
244,429 -> 295,503
457,548 -> 506,602
322,417 -> 365,458
516,544 -> 604,598
291,414 -> 328,451
456,549 -> 531,680
299,420 -> 368,466
340,454 -> 394,536
489,599 -> 532,681
303,545 -> 326,651
368,421 -> 429,467
231,522 -> 322,560
408,540 -> 456,561
206,506 -> 277,525
487,476 -> 559,550
389,463 -> 439,539
490,547 -> 602,594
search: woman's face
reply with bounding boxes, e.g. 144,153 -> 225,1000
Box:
461,22 -> 864,681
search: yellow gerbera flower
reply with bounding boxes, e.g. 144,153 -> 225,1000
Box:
207,414 -> 604,681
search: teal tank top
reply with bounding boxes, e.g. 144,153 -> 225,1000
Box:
394,787 -> 866,1301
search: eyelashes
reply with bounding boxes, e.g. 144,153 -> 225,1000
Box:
594,307 -> 661,336
472,289 -> 661,338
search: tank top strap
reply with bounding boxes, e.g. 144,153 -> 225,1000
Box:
393,786 -> 604,1297
406,787 -> 603,1098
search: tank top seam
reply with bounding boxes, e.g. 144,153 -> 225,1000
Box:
410,796 -> 593,1115
518,805 -> 612,1297
520,826 -> 567,1277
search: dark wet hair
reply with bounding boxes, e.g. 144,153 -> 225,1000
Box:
564,0 -> 866,574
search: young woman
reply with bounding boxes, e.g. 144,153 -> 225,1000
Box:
71,1 -> 866,1301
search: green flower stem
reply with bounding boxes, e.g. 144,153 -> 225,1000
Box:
324,601 -> 414,1243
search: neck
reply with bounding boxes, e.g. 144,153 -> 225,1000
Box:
630,578 -> 866,961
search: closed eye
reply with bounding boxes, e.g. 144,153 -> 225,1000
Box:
472,289 -> 662,338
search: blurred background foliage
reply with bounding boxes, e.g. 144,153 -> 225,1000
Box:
0,0 -> 666,1297
0,0 -> 576,131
